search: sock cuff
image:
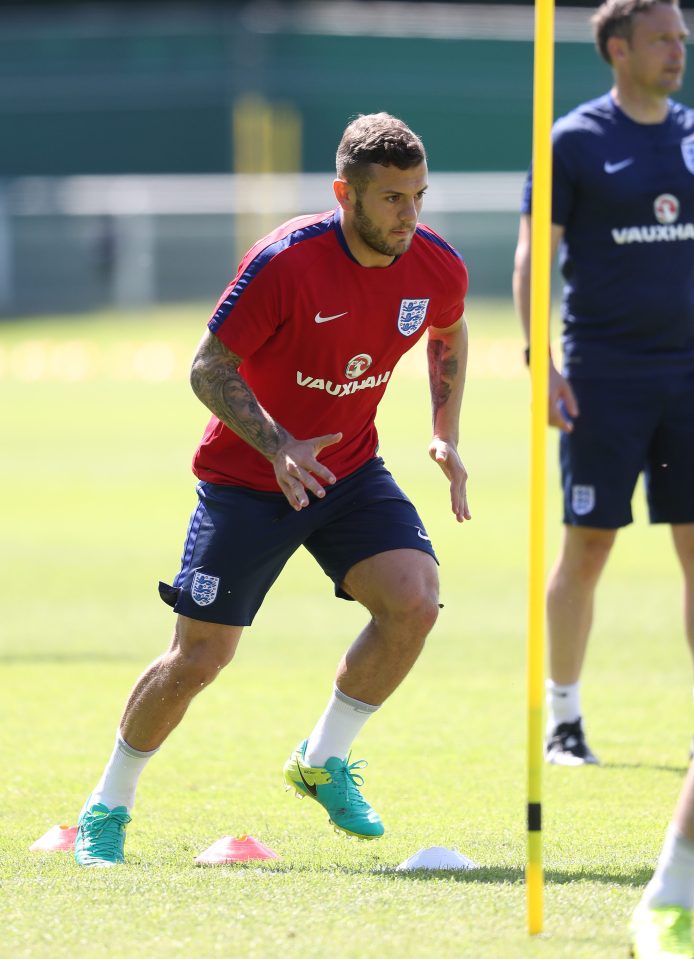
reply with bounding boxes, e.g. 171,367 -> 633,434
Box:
546,679 -> 580,695
666,825 -> 694,862
117,732 -> 160,759
333,686 -> 380,715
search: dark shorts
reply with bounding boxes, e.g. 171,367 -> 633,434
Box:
560,370 -> 694,528
159,456 -> 438,626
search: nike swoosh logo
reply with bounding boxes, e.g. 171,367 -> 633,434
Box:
296,762 -> 318,796
604,158 -> 634,174
417,528 -> 431,542
314,311 -> 348,324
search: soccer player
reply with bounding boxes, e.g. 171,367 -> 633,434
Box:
74,113 -> 470,866
513,0 -> 694,769
631,763 -> 694,957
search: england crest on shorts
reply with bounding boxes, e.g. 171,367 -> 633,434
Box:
397,298 -> 429,336
571,485 -> 595,516
191,571 -> 220,606
682,134 -> 694,175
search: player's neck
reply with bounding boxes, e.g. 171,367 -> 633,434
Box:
339,217 -> 396,269
611,83 -> 670,125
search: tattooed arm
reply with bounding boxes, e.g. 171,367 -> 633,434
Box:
190,330 -> 341,510
426,316 -> 470,523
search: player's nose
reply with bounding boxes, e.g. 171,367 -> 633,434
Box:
399,203 -> 417,224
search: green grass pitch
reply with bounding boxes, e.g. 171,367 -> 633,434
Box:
0,301 -> 689,958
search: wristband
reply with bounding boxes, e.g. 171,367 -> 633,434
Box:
524,346 -> 552,366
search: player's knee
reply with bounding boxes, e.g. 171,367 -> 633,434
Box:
170,619 -> 239,691
413,587 -> 440,633
172,641 -> 233,691
379,582 -> 440,637
560,530 -> 616,581
578,539 -> 614,577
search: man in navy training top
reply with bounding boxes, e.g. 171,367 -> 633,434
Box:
73,113 -> 470,867
515,5 -> 693,952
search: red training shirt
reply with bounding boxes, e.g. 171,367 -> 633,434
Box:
192,208 -> 468,491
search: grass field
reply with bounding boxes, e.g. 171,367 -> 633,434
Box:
0,300 -> 690,959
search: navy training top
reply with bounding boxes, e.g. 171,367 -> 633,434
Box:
522,93 -> 694,377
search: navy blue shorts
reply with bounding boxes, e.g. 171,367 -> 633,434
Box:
159,457 -> 438,626
560,370 -> 694,528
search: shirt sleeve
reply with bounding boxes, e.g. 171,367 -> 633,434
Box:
520,163 -> 532,215
207,251 -> 288,360
519,119 -> 578,227
431,254 -> 468,329
551,123 -> 578,228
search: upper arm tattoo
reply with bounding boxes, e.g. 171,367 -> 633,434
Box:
190,332 -> 287,458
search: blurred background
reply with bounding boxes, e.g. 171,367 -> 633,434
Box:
1,0 -> 693,317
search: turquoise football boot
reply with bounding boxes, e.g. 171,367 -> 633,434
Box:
630,904 -> 694,958
283,740 -> 384,840
74,800 -> 131,867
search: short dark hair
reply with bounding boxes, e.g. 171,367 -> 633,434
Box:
335,113 -> 426,193
592,0 -> 679,64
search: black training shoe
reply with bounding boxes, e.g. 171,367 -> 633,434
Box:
545,718 -> 600,766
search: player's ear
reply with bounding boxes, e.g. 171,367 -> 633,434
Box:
333,178 -> 356,211
606,34 -> 627,65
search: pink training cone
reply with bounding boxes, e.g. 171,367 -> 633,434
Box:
194,834 -> 280,865
30,824 -> 78,852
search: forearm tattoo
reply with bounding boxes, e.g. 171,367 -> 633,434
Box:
190,333 -> 288,458
427,337 -> 458,419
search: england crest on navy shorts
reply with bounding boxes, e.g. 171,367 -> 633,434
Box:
682,134 -> 694,175
571,485 -> 595,516
191,571 -> 220,606
397,298 -> 429,336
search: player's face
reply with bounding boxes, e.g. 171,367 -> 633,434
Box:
349,162 -> 428,266
623,4 -> 688,96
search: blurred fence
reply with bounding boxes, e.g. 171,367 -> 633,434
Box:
0,172 -> 526,316
3,2 -> 692,181
4,1 -> 690,316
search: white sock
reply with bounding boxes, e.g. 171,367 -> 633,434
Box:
641,826 -> 694,911
90,732 -> 159,811
546,679 -> 581,733
304,687 -> 380,766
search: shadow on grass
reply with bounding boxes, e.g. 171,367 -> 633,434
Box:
0,653 -> 142,664
369,865 -> 654,887
601,761 -> 688,775
192,860 -> 653,888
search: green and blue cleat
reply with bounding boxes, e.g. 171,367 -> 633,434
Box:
74,800 -> 131,867
630,904 -> 694,958
283,739 -> 384,840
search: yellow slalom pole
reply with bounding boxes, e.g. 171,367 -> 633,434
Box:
527,0 -> 555,937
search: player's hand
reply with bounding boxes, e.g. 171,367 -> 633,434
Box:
549,365 -> 579,433
428,438 -> 471,523
271,432 -> 343,511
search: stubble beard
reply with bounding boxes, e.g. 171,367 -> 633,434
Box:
354,198 -> 412,258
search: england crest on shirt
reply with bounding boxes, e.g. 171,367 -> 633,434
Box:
397,298 -> 429,336
682,134 -> 694,175
191,571 -> 220,606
